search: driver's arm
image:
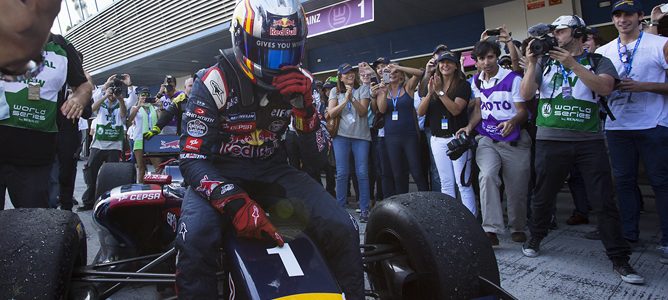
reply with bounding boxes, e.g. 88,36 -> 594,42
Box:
156,93 -> 186,130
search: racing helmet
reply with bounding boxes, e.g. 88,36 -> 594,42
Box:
230,0 -> 308,90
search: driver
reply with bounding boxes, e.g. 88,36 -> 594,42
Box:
175,0 -> 363,299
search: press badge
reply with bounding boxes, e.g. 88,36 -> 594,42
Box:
441,118 -> 449,130
561,86 -> 572,99
28,83 -> 41,101
346,113 -> 356,124
392,111 -> 398,121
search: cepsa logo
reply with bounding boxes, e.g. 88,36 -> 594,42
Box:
270,18 -> 297,36
118,192 -> 161,201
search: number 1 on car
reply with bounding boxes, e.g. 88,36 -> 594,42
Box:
267,244 -> 304,277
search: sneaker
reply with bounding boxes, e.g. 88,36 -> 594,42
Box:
613,260 -> 644,284
359,211 -> 368,223
566,214 -> 589,225
659,246 -> 668,264
486,232 -> 499,246
584,230 -> 600,240
511,232 -> 527,243
522,237 -> 542,257
355,208 -> 361,213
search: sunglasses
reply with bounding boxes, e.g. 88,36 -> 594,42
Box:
140,93 -> 150,97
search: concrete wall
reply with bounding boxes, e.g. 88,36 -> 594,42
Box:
484,0 -> 576,43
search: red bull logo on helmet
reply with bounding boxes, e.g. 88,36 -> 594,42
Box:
270,17 -> 297,36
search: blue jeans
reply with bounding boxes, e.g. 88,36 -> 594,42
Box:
384,135 -> 429,194
607,126 -> 668,246
332,136 -> 371,213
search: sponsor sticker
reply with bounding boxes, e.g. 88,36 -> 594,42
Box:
187,119 -> 208,137
270,17 -> 297,36
184,137 -> 203,152
160,140 -> 180,150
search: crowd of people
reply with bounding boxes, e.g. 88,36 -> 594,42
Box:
1,0 -> 667,296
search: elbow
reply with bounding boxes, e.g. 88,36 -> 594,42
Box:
597,86 -> 614,97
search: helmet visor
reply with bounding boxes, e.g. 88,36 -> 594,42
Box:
241,35 -> 304,70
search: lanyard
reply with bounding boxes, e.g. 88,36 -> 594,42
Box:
617,31 -> 643,77
557,55 -> 586,88
390,86 -> 402,111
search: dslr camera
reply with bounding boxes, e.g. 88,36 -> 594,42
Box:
530,35 -> 558,56
110,74 -> 127,98
446,133 -> 476,160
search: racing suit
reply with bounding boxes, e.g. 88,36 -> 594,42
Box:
175,52 -> 364,299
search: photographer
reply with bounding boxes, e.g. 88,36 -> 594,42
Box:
128,87 -> 162,183
80,79 -> 128,211
519,15 -> 644,284
151,75 -> 185,135
458,39 -> 530,246
417,51 -> 475,215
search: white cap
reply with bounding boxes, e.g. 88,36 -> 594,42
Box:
551,15 -> 586,30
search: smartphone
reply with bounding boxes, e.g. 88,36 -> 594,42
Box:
486,29 -> 501,36
382,72 -> 391,84
370,76 -> 379,85
662,4 -> 668,14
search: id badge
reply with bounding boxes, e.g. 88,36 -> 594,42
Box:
561,86 -> 572,99
28,83 -> 41,101
392,111 -> 399,121
346,113 -> 356,124
441,118 -> 449,130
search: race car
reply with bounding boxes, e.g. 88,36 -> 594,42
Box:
0,135 -> 514,299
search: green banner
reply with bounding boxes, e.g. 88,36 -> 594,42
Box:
95,123 -> 124,141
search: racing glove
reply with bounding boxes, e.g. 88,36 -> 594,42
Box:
143,125 -> 161,140
273,66 -> 318,132
210,183 -> 284,247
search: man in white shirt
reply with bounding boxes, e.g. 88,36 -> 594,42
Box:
596,0 -> 668,264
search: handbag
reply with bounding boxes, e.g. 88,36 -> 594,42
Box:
325,110 -> 340,137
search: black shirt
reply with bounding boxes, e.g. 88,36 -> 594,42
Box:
426,79 -> 471,137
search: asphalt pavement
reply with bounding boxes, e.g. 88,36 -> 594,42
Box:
4,160 -> 668,299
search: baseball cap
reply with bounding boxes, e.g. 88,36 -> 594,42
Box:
371,57 -> 390,69
432,44 -> 449,55
436,51 -> 459,64
137,87 -> 150,95
551,15 -> 586,30
337,63 -> 353,75
323,76 -> 337,89
611,0 -> 643,15
164,75 -> 176,85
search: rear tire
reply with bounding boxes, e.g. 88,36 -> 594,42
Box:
365,192 -> 499,299
0,209 -> 86,299
95,162 -> 137,202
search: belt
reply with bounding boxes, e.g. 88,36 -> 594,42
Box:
491,139 -> 518,147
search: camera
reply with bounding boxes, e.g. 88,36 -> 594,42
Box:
530,35 -> 558,56
486,29 -> 501,36
446,133 -> 476,160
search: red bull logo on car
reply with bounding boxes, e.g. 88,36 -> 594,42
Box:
160,140 -> 180,150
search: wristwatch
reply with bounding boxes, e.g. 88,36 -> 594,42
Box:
437,91 -> 445,96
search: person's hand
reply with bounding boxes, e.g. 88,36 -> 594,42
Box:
425,58 -> 436,75
519,56 -> 527,70
370,82 -> 381,98
525,40 -> 539,65
358,61 -> 373,73
651,4 -> 668,24
143,125 -> 161,140
498,25 -> 511,44
456,126 -> 472,138
103,74 -> 116,89
431,72 -> 443,93
549,47 -> 577,69
617,78 -> 648,93
497,120 -> 515,137
210,184 -> 284,247
60,97 -> 85,119
273,66 -> 317,131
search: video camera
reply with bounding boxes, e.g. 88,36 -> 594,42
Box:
446,133 -> 476,160
528,23 -> 557,56
111,74 -> 128,98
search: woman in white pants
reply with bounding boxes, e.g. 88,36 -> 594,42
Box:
417,51 -> 476,215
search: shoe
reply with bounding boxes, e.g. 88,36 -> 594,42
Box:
584,230 -> 600,240
613,260 -> 644,284
77,204 -> 94,212
522,237 -> 542,257
659,246 -> 668,264
566,214 -> 589,225
486,232 -> 499,246
359,211 -> 368,223
355,208 -> 361,213
511,232 -> 527,243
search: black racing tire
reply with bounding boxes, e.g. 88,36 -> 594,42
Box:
0,209 -> 86,299
95,162 -> 137,202
365,192 -> 499,300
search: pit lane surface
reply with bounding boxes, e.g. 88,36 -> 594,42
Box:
5,161 -> 667,299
